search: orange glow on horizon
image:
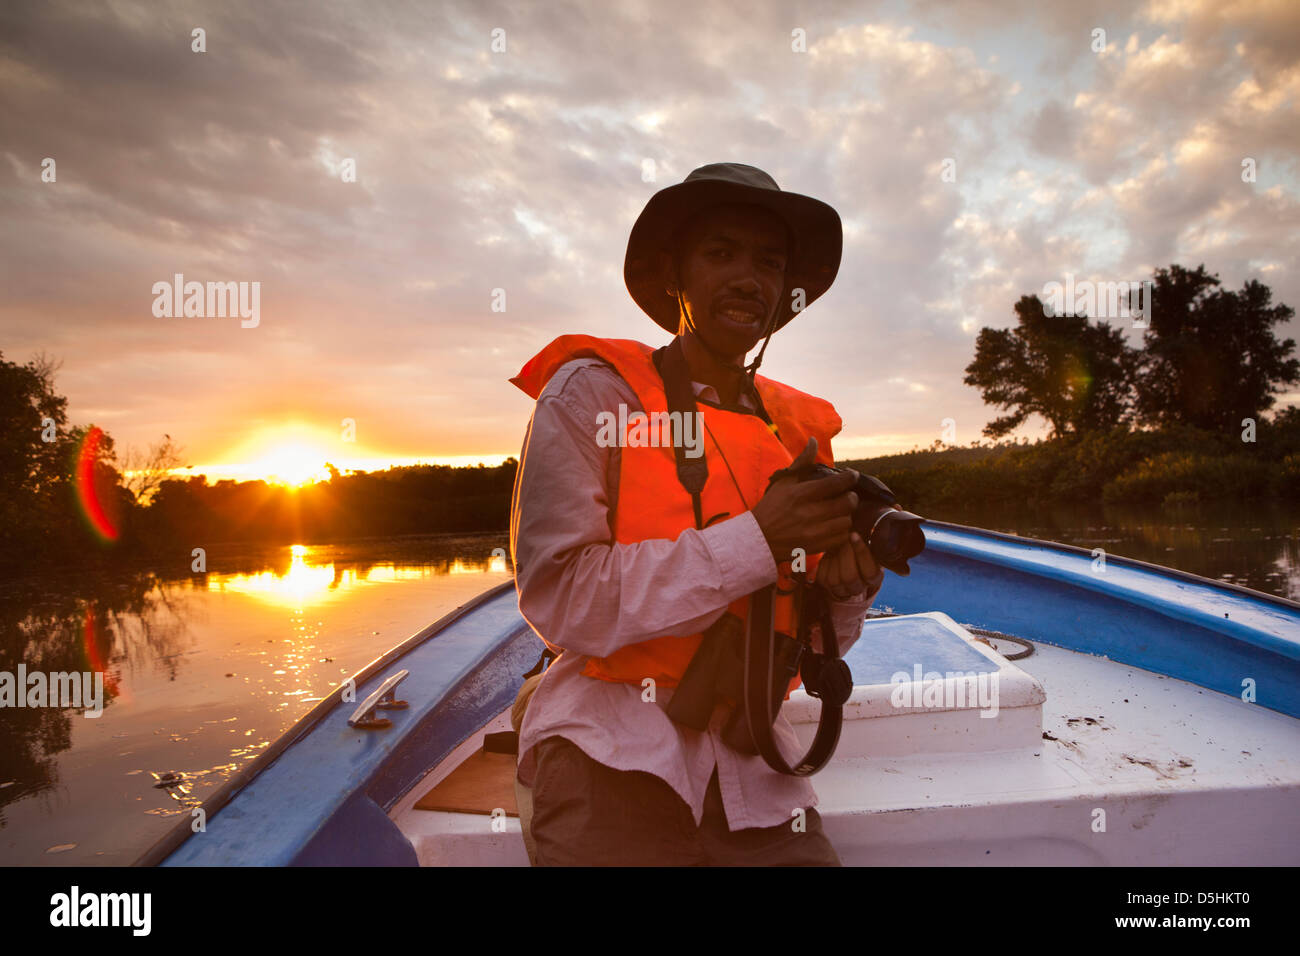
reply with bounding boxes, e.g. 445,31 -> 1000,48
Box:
142,421 -> 517,486
210,424 -> 341,487
174,450 -> 514,484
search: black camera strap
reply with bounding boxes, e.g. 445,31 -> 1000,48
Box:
654,334 -> 853,774
652,337 -> 709,529
743,579 -> 851,776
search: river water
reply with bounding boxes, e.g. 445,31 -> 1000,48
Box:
1,535 -> 512,866
926,498 -> 1300,601
2,507 -> 1297,866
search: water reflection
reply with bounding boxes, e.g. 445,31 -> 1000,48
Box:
209,546 -> 339,608
0,533 -> 511,865
204,544 -> 511,608
0,572 -> 190,829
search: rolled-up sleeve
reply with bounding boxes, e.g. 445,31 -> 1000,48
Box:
510,361 -> 779,659
812,580 -> 882,657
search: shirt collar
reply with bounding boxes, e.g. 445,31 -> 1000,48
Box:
691,380 -> 756,412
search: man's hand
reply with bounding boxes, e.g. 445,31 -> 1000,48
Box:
813,531 -> 883,601
751,437 -> 858,565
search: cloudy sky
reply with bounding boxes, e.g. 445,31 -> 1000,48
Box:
2,0 -> 1297,481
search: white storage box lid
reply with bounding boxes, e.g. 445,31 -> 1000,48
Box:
785,611 -> 1046,757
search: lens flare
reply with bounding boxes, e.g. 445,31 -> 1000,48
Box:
83,603 -> 120,698
75,426 -> 119,541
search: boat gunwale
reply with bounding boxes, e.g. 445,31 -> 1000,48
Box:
133,579 -> 519,867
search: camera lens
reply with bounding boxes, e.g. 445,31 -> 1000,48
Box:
854,501 -> 925,575
870,511 -> 925,569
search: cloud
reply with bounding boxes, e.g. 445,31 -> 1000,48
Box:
0,0 -> 1295,467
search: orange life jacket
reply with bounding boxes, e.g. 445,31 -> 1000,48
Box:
510,334 -> 842,692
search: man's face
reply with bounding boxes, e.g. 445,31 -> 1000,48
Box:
669,203 -> 789,361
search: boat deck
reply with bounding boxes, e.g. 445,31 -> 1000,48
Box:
392,622 -> 1300,866
813,636 -> 1300,865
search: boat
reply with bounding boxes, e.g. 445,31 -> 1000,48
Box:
135,520 -> 1300,866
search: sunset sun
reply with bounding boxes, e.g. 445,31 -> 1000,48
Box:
252,442 -> 330,487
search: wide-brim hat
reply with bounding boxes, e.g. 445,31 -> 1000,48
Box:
624,162 -> 842,335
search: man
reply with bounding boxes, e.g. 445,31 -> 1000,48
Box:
508,163 -> 883,866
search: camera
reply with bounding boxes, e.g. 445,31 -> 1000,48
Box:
665,462 -> 925,754
793,464 -> 926,575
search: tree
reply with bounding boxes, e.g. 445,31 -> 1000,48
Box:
964,294 -> 1138,439
0,351 -> 133,562
120,433 -> 185,505
0,351 -> 75,498
1134,264 -> 1299,432
1,352 -> 78,554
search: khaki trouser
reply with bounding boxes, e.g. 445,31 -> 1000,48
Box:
525,735 -> 841,866
510,672 -> 547,865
